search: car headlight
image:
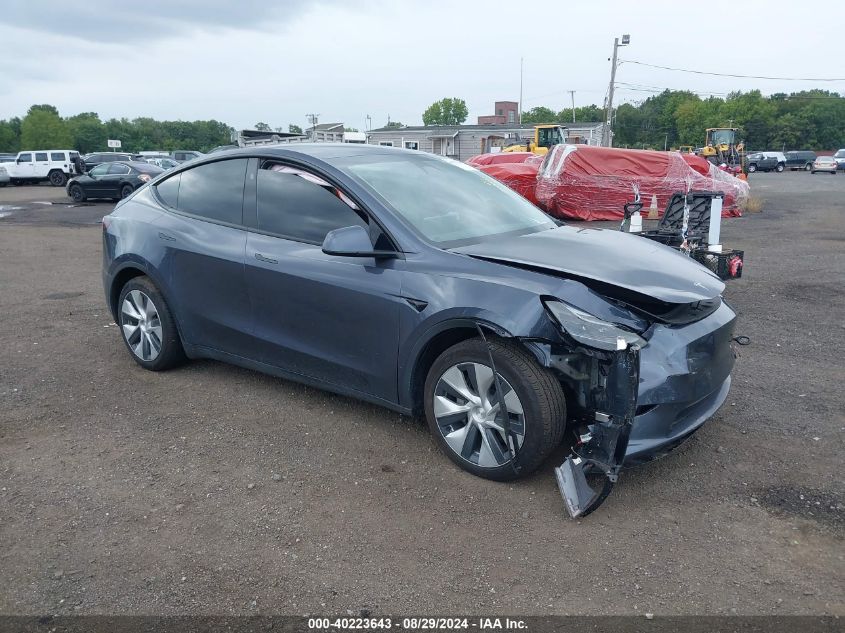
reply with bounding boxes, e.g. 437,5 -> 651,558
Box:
543,300 -> 646,351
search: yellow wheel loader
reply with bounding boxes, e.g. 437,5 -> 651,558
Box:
502,124 -> 568,155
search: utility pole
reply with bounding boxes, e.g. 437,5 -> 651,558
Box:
603,34 -> 629,147
366,114 -> 372,131
664,132 -> 668,151
568,90 -> 576,123
519,57 -> 524,124
306,113 -> 320,140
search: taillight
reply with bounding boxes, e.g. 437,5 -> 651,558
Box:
102,216 -> 111,231
138,174 -> 151,182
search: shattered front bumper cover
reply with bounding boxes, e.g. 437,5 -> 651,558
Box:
554,300 -> 737,518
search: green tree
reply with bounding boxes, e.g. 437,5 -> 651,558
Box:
20,105 -> 72,149
0,119 -> 20,152
521,106 -> 557,124
65,112 -> 107,153
422,98 -> 468,126
289,124 -> 303,134
385,121 -> 404,128
344,126 -> 359,132
254,122 -> 272,131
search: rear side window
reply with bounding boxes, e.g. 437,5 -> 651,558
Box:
51,152 -> 65,161
256,166 -> 367,243
156,174 -> 180,208
108,163 -> 131,175
35,152 -> 48,161
172,159 -> 247,225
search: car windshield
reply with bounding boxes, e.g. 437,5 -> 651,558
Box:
834,150 -> 845,158
341,154 -> 556,246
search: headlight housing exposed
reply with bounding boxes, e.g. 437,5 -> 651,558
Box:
544,300 -> 646,351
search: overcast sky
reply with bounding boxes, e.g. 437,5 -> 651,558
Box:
2,0 -> 842,131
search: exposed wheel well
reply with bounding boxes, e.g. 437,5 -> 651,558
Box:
109,267 -> 146,320
409,326 -> 482,416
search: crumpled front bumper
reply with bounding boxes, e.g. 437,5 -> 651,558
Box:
554,298 -> 737,517
625,300 -> 737,463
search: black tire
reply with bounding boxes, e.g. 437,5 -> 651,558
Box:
69,184 -> 86,202
747,164 -> 757,173
49,170 -> 67,187
117,276 -> 186,371
805,163 -> 813,171
120,184 -> 134,199
423,337 -> 566,482
775,163 -> 784,173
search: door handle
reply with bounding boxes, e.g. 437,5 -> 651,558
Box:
254,252 -> 278,264
158,232 -> 176,242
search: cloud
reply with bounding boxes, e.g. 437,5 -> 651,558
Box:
2,0 -> 324,42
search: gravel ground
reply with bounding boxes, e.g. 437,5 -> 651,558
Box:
0,171 -> 842,616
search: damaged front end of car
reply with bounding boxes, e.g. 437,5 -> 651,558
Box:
539,299 -> 643,518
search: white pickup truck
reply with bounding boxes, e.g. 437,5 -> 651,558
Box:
5,150 -> 81,186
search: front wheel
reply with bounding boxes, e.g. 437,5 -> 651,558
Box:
117,276 -> 185,371
69,184 -> 86,202
423,338 -> 566,482
747,164 -> 757,173
775,163 -> 784,173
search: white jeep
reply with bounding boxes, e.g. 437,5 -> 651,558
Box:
5,150 -> 81,186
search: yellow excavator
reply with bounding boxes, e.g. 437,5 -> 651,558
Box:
502,124 -> 568,155
700,128 -> 744,171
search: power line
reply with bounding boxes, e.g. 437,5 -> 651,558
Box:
619,59 -> 845,82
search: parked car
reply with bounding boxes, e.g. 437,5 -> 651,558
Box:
67,161 -> 163,202
0,164 -> 9,187
102,145 -> 738,516
171,150 -> 204,162
784,150 -> 816,171
810,156 -> 837,174
83,152 -> 143,172
833,149 -> 845,170
745,153 -> 783,173
144,157 -> 180,170
4,150 -> 81,186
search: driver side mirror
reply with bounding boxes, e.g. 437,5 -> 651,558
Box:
322,225 -> 397,259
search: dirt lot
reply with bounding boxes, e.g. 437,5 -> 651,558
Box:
0,172 -> 842,616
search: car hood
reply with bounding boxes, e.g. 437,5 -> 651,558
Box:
452,226 -> 724,303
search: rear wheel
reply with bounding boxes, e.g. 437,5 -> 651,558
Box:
120,184 -> 134,199
775,163 -> 784,173
49,170 -> 67,186
117,276 -> 185,371
423,337 -> 566,481
805,163 -> 813,171
747,164 -> 757,173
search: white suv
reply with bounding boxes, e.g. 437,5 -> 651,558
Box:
5,150 -> 80,186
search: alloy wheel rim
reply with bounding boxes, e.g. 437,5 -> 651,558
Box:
121,289 -> 163,362
433,362 -> 525,468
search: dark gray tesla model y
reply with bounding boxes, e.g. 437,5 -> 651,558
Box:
102,144 -> 737,516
